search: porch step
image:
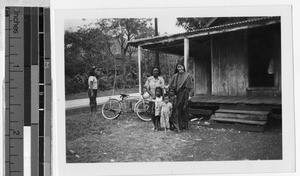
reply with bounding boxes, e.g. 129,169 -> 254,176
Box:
215,109 -> 269,116
210,116 -> 267,125
189,108 -> 213,116
210,109 -> 270,126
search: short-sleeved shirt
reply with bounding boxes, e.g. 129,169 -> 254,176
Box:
154,96 -> 163,116
144,76 -> 165,96
88,76 -> 98,90
161,102 -> 172,113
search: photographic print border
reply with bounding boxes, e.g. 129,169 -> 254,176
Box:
52,1 -> 295,176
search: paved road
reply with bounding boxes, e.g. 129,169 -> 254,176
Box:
65,93 -> 141,110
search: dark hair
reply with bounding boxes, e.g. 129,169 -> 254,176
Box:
154,86 -> 163,94
151,66 -> 161,76
174,61 -> 185,74
168,86 -> 175,92
167,86 -> 176,96
89,69 -> 96,76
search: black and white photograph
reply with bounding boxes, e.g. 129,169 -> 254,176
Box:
51,2 -> 295,176
0,1 -> 298,176
65,16 -> 283,163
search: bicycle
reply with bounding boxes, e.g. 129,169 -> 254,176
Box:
101,93 -> 152,121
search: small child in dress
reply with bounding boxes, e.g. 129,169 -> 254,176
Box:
168,87 -> 177,108
168,87 -> 180,131
160,95 -> 172,131
153,87 -> 163,131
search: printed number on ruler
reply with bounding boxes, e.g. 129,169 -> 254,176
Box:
5,7 -> 25,176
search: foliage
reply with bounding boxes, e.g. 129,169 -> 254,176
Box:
176,18 -> 214,31
65,74 -> 88,94
65,18 -> 194,95
65,18 -> 155,95
176,17 -> 261,32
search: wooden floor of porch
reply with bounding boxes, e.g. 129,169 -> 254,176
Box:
189,95 -> 282,131
190,95 -> 281,106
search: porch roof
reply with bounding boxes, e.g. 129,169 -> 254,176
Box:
128,17 -> 280,56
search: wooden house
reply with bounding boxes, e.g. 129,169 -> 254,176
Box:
128,17 -> 281,129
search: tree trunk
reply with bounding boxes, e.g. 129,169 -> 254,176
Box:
128,55 -> 132,78
154,18 -> 160,67
121,49 -> 127,88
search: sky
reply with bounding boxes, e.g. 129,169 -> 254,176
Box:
64,17 -> 186,35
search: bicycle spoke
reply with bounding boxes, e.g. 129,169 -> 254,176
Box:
102,99 -> 121,120
135,100 -> 152,122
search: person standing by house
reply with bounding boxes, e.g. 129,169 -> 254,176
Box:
160,94 -> 172,131
168,86 -> 179,131
144,66 -> 165,130
153,87 -> 163,131
169,60 -> 193,131
88,66 -> 98,116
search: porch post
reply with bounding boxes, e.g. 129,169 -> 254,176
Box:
184,38 -> 189,71
138,45 -> 142,94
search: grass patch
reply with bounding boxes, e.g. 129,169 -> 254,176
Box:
66,107 -> 282,163
66,87 -> 139,100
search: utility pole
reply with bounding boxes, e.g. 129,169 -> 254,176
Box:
154,18 -> 160,67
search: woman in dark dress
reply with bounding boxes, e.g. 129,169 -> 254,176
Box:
169,60 -> 193,131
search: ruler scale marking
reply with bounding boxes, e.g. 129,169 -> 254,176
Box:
5,9 -> 10,176
39,7 -> 45,176
5,7 -> 25,176
5,7 -> 51,176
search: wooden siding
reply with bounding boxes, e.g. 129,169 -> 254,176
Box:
212,30 -> 248,96
194,43 -> 211,95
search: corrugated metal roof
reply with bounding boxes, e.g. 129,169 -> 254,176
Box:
128,16 -> 280,47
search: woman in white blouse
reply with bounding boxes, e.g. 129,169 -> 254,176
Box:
144,66 -> 165,130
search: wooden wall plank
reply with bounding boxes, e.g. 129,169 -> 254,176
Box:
212,31 -> 248,96
194,42 -> 211,95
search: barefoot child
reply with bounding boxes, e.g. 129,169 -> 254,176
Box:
160,95 -> 172,131
153,87 -> 163,130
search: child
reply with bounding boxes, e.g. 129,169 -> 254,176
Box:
160,95 -> 172,131
88,67 -> 98,116
153,87 -> 163,131
168,87 -> 177,107
168,87 -> 180,132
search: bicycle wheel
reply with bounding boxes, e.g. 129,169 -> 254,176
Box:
101,98 -> 121,120
135,99 -> 152,122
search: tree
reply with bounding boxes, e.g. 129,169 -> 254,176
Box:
64,18 -> 155,94
177,17 -> 261,32
96,18 -> 155,82
176,18 -> 214,31
65,22 -> 119,93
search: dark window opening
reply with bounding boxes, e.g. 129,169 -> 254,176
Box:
248,24 -> 280,87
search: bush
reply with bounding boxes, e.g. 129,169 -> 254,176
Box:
98,76 -> 112,91
65,74 -> 88,94
66,73 -> 139,95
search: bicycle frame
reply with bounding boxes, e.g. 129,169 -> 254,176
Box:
134,95 -> 149,112
118,95 -> 139,113
102,93 -> 152,121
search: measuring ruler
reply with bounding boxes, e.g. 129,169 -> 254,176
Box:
4,7 -> 51,176
5,7 -> 25,176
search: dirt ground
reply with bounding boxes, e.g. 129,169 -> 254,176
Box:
66,106 -> 282,163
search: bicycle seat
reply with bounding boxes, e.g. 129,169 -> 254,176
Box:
120,93 -> 129,98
